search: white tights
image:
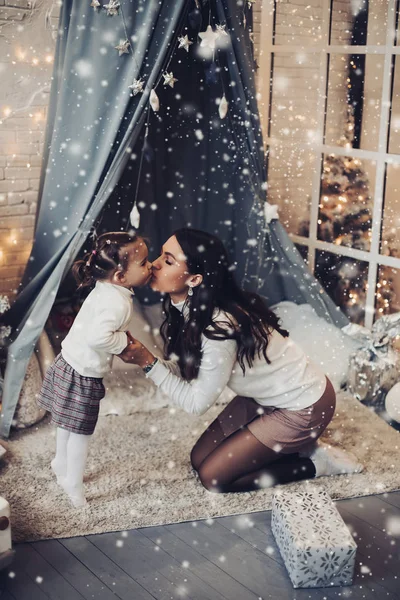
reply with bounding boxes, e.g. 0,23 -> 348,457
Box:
51,427 -> 91,508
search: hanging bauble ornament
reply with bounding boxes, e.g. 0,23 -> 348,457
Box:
130,203 -> 141,229
178,35 -> 193,52
114,39 -> 130,56
198,25 -> 219,51
385,382 -> 400,423
90,0 -> 101,10
218,94 -> 229,119
103,0 -> 120,16
163,72 -> 178,88
128,78 -> 145,96
150,89 -> 160,112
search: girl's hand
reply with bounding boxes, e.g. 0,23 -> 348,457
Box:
118,331 -> 155,368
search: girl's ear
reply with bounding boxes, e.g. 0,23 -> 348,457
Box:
112,269 -> 125,284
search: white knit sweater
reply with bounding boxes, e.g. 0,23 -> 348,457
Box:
146,299 -> 327,415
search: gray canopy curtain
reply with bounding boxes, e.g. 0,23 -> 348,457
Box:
0,0 -> 348,439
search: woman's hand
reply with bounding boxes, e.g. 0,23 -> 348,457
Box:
118,331 -> 156,368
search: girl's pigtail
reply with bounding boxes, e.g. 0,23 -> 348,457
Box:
71,258 -> 95,288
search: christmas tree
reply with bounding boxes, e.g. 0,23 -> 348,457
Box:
299,107 -> 395,323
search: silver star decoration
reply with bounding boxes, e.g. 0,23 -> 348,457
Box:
178,34 -> 193,52
128,78 -> 145,96
247,0 -> 256,7
216,24 -> 228,37
103,0 -> 120,16
115,39 -> 130,56
198,25 -> 219,51
163,71 -> 178,88
90,0 -> 101,10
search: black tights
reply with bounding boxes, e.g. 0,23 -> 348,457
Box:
190,417 -> 316,494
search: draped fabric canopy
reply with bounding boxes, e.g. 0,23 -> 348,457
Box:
0,0 -> 348,438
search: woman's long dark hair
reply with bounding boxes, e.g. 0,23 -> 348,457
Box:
160,228 -> 289,381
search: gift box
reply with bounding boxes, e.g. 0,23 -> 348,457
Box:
0,497 -> 14,571
271,486 -> 357,588
345,313 -> 400,406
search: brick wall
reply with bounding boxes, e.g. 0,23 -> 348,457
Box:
0,0 -> 60,299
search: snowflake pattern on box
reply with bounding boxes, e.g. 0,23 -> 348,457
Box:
271,486 -> 357,588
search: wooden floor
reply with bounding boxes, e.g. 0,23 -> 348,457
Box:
1,491 -> 400,600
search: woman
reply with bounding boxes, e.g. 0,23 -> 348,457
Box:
119,228 -> 363,493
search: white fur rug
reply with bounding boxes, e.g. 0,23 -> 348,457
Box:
3,389 -> 400,543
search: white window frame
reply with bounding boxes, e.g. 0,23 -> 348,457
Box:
257,0 -> 400,328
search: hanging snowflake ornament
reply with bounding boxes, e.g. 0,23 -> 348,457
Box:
128,78 -> 145,96
218,94 -> 228,119
178,35 -> 193,52
198,25 -> 219,51
163,71 -> 178,88
114,39 -> 130,56
103,0 -> 120,16
150,89 -> 160,112
90,0 -> 101,11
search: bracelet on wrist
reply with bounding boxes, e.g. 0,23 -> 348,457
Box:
142,357 -> 158,374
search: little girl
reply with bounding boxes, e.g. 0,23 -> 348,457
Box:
37,231 -> 152,508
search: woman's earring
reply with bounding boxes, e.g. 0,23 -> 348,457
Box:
188,285 -> 193,297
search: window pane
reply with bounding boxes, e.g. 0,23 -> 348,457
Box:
295,243 -> 309,264
381,163 -> 400,257
388,56 -> 400,154
330,0 -> 387,46
375,265 -> 400,319
302,154 -> 375,250
270,53 -> 320,142
325,54 -> 384,151
273,0 -> 323,46
315,250 -> 369,324
266,146 -> 317,236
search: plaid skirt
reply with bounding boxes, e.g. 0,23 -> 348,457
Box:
37,353 -> 106,435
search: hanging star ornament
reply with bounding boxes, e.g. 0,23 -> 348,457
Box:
216,24 -> 228,37
115,39 -> 130,56
90,0 -> 101,11
163,71 -> 178,88
198,25 -> 219,51
178,34 -> 193,52
103,0 -> 120,16
128,78 -> 145,96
